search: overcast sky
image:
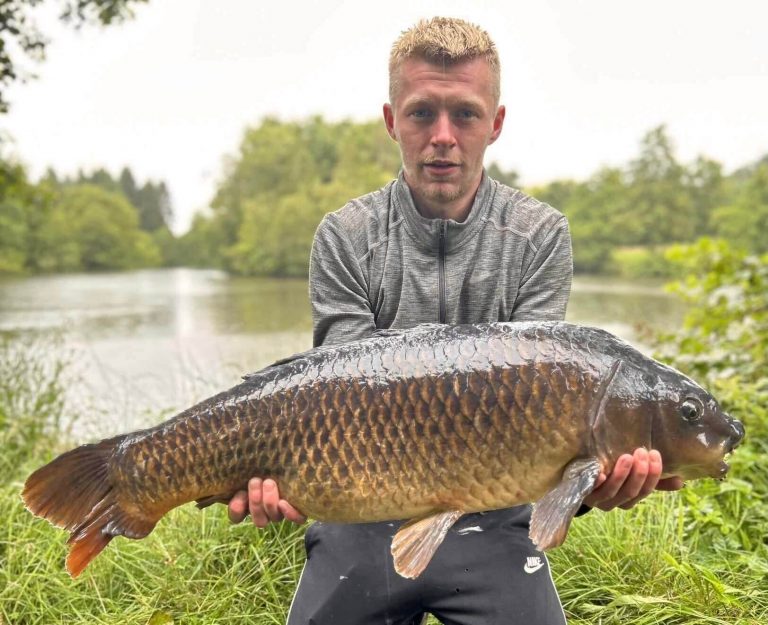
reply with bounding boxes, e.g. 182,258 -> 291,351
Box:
3,0 -> 767,233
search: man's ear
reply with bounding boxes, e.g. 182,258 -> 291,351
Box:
383,103 -> 397,141
488,105 -> 506,145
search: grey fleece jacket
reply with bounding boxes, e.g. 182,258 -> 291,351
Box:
310,171 -> 572,348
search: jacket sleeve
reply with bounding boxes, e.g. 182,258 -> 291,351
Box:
309,214 -> 377,347
511,216 -> 573,322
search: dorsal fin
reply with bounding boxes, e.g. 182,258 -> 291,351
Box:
242,323 -> 446,381
372,323 -> 445,339
242,345 -> 334,380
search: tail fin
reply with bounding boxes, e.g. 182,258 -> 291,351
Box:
22,435 -> 157,577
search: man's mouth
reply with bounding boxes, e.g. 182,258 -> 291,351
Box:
423,161 -> 460,175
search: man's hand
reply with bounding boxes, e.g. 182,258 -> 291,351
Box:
583,448 -> 684,511
227,478 -> 307,527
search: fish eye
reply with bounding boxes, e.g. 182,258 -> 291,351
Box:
681,398 -> 703,422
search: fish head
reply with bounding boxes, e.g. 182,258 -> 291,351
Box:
598,357 -> 745,480
647,368 -> 744,480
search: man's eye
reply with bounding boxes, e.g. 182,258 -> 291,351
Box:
410,109 -> 431,119
456,110 -> 477,120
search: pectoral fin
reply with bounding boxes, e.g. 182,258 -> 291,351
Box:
391,510 -> 463,579
530,457 -> 601,551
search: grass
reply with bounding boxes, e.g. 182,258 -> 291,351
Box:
1,335 -> 767,625
1,497 -> 305,624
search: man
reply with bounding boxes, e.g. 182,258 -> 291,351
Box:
229,17 -> 683,624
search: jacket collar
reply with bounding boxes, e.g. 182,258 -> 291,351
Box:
393,170 -> 494,253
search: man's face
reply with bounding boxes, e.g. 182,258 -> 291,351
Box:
384,57 -> 505,215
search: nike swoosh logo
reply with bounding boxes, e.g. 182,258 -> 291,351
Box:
524,562 -> 545,574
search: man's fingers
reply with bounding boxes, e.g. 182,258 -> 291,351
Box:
262,479 -> 284,523
228,490 -> 248,524
586,454 -> 633,508
610,448 -> 651,509
619,449 -> 662,509
278,500 -> 308,524
248,478 -> 270,527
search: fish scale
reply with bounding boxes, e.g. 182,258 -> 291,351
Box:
22,321 -> 744,579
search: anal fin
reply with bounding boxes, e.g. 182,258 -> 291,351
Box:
530,457 -> 601,551
391,510 -> 463,579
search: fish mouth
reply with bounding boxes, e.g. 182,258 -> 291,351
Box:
673,456 -> 732,480
716,460 -> 730,477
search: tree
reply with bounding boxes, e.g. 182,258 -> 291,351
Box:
0,158 -> 30,271
0,0 -> 148,114
118,167 -> 139,207
35,184 -> 160,271
172,213 -> 226,269
624,125 -> 694,246
134,180 -> 172,231
76,166 -> 121,194
562,168 -> 630,272
710,164 -> 768,254
205,116 -> 399,276
486,162 -> 519,188
683,156 -> 725,238
57,165 -> 174,233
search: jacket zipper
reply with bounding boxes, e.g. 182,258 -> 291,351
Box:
438,222 -> 447,323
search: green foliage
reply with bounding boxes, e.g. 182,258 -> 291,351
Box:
658,238 -> 767,559
536,126 -> 743,274
63,165 -> 174,233
3,120 -> 768,277
623,126 -> 697,246
194,117 -> 401,277
34,184 -> 161,271
610,246 -> 680,279
0,160 -> 30,272
710,164 -> 768,254
171,213 -> 228,269
486,162 -> 519,188
658,238 -> 767,383
0,157 -> 175,273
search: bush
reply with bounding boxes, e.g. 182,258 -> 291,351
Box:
610,245 -> 680,279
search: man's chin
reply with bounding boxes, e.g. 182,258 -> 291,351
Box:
421,181 -> 463,204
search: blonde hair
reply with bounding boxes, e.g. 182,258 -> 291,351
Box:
389,17 -> 501,105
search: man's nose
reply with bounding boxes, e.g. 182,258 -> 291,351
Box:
431,112 -> 457,148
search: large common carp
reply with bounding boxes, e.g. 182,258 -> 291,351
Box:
23,322 -> 744,579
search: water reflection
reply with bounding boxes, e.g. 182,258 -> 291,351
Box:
0,269 -> 314,337
0,269 -> 686,435
568,275 -> 686,339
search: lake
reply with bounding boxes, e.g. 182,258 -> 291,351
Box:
0,268 -> 686,436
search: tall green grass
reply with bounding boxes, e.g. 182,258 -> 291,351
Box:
0,335 -> 306,625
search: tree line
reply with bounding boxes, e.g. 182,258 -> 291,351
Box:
0,161 -> 173,272
1,117 -> 766,276
175,119 -> 768,277
531,126 -> 768,275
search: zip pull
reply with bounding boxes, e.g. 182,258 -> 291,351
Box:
438,222 -> 447,324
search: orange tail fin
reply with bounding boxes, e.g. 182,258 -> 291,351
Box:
22,435 -> 157,577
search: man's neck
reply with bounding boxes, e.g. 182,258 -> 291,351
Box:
411,193 -> 474,222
